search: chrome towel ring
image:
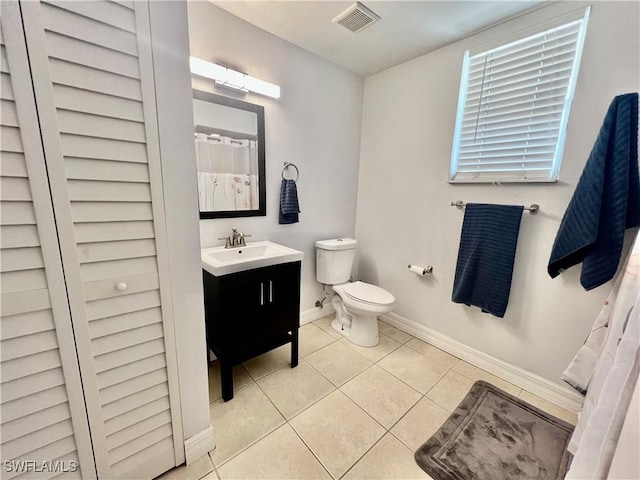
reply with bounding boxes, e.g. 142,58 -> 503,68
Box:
282,162 -> 299,181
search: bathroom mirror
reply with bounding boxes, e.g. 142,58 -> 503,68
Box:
193,90 -> 266,219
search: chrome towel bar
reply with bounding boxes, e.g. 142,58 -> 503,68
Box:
451,200 -> 539,214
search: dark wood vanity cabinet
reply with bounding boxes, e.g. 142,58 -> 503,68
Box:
203,261 -> 301,401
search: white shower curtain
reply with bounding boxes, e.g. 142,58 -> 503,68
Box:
194,134 -> 258,210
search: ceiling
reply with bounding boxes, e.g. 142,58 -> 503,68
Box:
211,1 -> 543,77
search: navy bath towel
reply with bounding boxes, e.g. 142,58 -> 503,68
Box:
548,93 -> 640,290
279,178 -> 300,224
452,204 -> 524,318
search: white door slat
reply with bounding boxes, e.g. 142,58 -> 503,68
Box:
83,272 -> 159,301
1,330 -> 60,362
0,368 -> 66,404
57,109 -> 146,143
0,202 -> 36,225
86,289 -> 161,321
0,309 -> 54,340
71,201 -> 153,223
3,429 -> 76,469
0,289 -> 51,316
45,0 -> 137,34
1,269 -> 48,294
80,257 -> 158,284
106,410 -> 171,454
1,125 -> 23,153
1,349 -> 62,383
0,224 -> 40,249
68,180 -> 151,203
108,423 -> 172,465
96,353 -> 165,390
102,382 -> 168,421
100,367 -> 167,406
104,397 -> 168,436
60,133 -> 147,162
1,72 -> 14,100
50,58 -> 142,101
111,440 -> 174,480
0,385 -> 68,424
94,338 -> 165,374
102,383 -> 169,423
0,176 -> 32,201
78,239 -> 156,264
42,2 -> 138,56
45,30 -> 140,80
1,98 -> 19,126
92,322 -> 163,357
0,44 -> 8,73
0,152 -> 28,178
54,85 -> 144,122
0,247 -> 44,272
74,221 -> 155,243
65,158 -> 149,183
1,402 -> 71,444
89,307 -> 161,341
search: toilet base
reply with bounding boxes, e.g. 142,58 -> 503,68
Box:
331,315 -> 379,347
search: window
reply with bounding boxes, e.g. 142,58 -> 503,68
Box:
449,9 -> 590,183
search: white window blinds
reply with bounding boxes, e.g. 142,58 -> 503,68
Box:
449,9 -> 589,182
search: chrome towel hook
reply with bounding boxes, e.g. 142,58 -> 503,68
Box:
282,162 -> 299,181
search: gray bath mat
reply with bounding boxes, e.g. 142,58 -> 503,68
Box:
415,381 -> 574,480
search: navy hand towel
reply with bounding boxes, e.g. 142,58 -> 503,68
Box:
279,178 -> 300,224
548,93 -> 640,290
452,204 -> 524,318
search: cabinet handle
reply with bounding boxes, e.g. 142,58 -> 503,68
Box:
259,282 -> 264,306
116,282 -> 128,291
269,280 -> 273,303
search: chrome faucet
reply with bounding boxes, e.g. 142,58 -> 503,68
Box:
218,229 -> 251,249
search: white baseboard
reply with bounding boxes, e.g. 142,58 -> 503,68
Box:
184,424 -> 215,465
381,312 -> 584,414
300,304 -> 335,326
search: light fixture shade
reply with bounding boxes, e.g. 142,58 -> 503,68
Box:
243,75 -> 281,99
189,56 -> 280,99
190,57 -> 227,82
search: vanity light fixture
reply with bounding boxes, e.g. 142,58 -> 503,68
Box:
190,56 -> 281,99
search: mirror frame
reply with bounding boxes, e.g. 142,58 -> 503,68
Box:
194,89 -> 266,219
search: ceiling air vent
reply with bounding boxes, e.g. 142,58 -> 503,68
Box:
332,2 -> 381,33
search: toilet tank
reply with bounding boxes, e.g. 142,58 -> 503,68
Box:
315,238 -> 358,285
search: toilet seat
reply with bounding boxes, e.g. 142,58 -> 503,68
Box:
342,281 -> 395,307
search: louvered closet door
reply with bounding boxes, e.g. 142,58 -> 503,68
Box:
19,1 -> 184,478
0,4 -> 96,479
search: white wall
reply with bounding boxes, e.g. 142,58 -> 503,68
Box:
356,1 -> 639,385
187,2 -> 364,313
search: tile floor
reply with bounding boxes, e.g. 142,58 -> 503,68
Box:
159,315 -> 578,480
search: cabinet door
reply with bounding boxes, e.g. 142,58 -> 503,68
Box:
0,4 -> 95,478
265,262 -> 301,334
214,269 -> 265,352
18,1 -> 184,478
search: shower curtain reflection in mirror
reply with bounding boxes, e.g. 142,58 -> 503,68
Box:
195,132 -> 259,211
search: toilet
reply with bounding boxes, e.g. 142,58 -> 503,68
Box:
315,238 -> 395,347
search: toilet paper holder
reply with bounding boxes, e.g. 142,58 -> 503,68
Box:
408,264 -> 433,276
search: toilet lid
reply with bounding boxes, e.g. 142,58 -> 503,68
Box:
343,281 -> 395,306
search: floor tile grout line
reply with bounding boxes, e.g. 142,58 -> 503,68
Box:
286,416 -> 339,480
337,430 -> 390,480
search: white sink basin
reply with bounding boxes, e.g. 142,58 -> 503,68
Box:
202,241 -> 303,276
